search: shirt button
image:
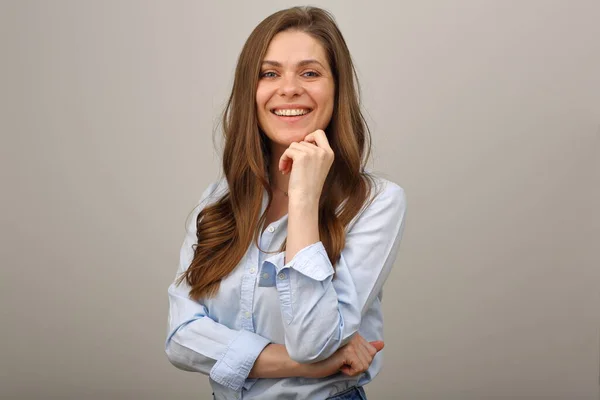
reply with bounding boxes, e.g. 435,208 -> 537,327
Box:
267,226 -> 275,233
244,311 -> 251,318
249,267 -> 256,274
278,272 -> 286,280
262,273 -> 269,279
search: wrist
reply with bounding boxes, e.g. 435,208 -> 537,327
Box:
288,194 -> 320,209
285,358 -> 308,378
288,198 -> 319,221
288,359 -> 321,379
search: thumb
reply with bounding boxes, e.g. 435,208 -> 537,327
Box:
369,340 -> 385,352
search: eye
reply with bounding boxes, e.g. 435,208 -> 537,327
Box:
260,71 -> 277,78
303,71 -> 320,78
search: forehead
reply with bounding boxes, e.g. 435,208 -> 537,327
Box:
263,30 -> 328,65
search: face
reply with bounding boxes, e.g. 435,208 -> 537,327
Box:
256,30 -> 335,150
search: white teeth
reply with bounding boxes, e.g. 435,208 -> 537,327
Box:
273,109 -> 310,116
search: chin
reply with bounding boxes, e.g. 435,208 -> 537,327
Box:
267,129 -> 310,144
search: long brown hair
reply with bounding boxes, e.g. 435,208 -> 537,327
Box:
178,6 -> 379,300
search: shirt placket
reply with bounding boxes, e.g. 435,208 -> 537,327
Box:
240,223 -> 279,332
259,224 -> 282,287
239,250 -> 258,332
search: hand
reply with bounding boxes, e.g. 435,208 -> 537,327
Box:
278,129 -> 334,201
302,334 -> 384,379
336,334 -> 384,377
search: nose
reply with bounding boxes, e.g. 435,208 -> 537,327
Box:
277,73 -> 303,97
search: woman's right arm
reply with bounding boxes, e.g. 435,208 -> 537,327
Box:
165,182 -> 272,392
166,277 -> 271,391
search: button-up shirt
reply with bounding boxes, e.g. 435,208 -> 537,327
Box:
166,175 -> 407,399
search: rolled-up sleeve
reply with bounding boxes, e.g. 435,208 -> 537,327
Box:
263,180 -> 407,363
165,182 -> 270,391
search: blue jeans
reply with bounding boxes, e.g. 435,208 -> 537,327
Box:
326,386 -> 367,400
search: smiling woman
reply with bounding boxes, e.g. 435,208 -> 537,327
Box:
165,6 -> 407,400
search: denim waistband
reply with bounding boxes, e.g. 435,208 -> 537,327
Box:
325,385 -> 367,400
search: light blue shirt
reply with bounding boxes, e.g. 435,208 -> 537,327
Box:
166,175 -> 407,400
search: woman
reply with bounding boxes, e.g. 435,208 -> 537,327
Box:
166,6 -> 407,400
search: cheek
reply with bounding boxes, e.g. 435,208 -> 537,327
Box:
255,87 -> 272,132
319,91 -> 334,127
255,85 -> 271,110
313,86 -> 335,116
255,93 -> 265,109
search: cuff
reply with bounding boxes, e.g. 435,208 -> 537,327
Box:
276,241 -> 334,281
209,329 -> 270,391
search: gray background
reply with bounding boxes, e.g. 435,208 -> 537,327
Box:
1,0 -> 599,399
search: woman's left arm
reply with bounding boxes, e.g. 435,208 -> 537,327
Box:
265,180 -> 407,363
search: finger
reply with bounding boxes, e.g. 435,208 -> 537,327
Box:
354,336 -> 378,369
287,142 -> 314,167
341,348 -> 364,377
293,141 -> 318,153
296,141 -> 318,149
302,130 -> 326,148
296,141 -> 319,154
298,139 -> 332,166
346,343 -> 369,375
361,340 -> 378,359
282,143 -> 310,159
278,147 -> 304,173
302,134 -> 317,146
340,365 -> 353,376
279,154 -> 291,174
355,341 -> 372,370
341,360 -> 360,377
355,333 -> 371,351
303,129 -> 332,151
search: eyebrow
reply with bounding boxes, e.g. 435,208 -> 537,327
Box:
261,59 -> 326,69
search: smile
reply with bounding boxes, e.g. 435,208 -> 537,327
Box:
270,108 -> 313,117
